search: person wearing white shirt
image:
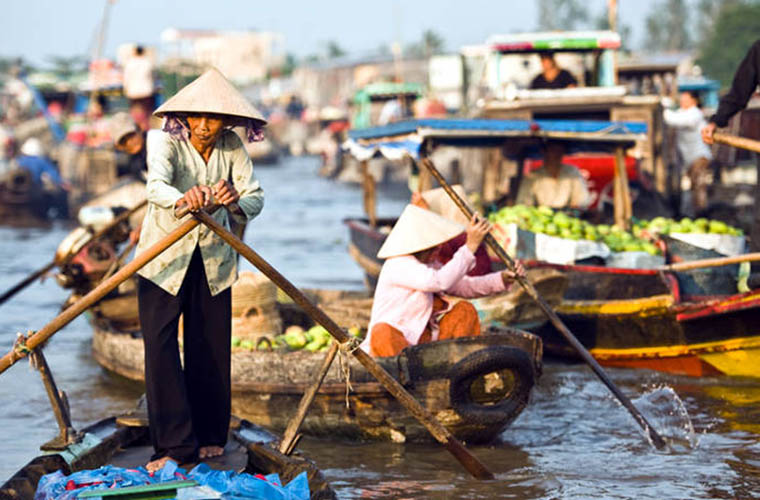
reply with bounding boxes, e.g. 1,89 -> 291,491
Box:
123,46 -> 156,131
663,91 -> 713,213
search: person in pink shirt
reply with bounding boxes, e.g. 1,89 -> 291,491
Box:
362,204 -> 525,357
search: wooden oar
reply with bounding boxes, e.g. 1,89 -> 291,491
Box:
420,157 -> 668,450
279,341 -> 340,455
713,132 -> 760,154
0,204 -> 201,375
0,199 -> 148,307
191,209 -> 496,480
660,252 -> 760,272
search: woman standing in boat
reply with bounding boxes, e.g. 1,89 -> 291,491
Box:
135,68 -> 265,472
362,205 -> 525,357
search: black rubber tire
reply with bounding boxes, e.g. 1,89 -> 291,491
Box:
448,346 -> 535,427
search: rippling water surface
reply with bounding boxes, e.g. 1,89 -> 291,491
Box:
1,157 -> 760,499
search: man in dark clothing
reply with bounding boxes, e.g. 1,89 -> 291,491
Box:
530,52 -> 578,90
702,40 -> 760,284
109,112 -> 147,180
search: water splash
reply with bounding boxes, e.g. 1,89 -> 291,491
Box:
634,385 -> 699,450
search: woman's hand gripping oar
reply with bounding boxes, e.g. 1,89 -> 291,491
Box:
190,207 -> 496,480
0,199 -> 148,307
0,203 -> 210,375
420,157 -> 668,450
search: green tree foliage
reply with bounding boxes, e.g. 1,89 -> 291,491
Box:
405,30 -> 445,58
643,0 -> 692,51
326,41 -> 346,59
697,1 -> 760,87
46,55 -> 87,79
536,0 -> 589,31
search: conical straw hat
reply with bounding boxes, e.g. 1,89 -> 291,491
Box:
421,184 -> 471,226
153,68 -> 266,125
377,204 -> 465,259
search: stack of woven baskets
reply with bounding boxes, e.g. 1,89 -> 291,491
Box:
231,271 -> 283,341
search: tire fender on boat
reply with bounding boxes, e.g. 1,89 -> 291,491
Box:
448,346 -> 535,426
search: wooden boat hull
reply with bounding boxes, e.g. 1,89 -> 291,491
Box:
532,289 -> 760,378
92,321 -> 542,444
0,416 -> 336,500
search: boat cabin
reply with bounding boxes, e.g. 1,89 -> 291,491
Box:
471,31 -> 667,197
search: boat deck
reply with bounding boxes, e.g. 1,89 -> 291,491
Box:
109,439 -> 249,472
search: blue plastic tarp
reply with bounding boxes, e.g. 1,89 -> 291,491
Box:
34,460 -> 310,500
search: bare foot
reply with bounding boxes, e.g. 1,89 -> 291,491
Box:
145,456 -> 175,473
199,445 -> 224,459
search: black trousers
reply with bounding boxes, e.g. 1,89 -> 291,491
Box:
137,247 -> 231,462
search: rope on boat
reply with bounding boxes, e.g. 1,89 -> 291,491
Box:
10,331 -> 33,366
337,337 -> 360,408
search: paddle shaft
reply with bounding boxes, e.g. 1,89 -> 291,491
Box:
420,158 -> 668,450
713,132 -> 760,154
660,252 -> 760,272
0,199 -> 148,307
192,210 -> 495,480
279,340 -> 339,455
0,205 -> 199,375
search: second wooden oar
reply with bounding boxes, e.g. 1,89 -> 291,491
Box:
713,132 -> 760,154
0,199 -> 148,307
660,252 -> 760,272
0,204 -> 198,375
420,157 -> 668,450
192,209 -> 495,480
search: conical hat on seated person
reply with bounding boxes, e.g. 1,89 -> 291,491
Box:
420,184 -> 471,226
153,68 -> 267,126
377,204 -> 465,259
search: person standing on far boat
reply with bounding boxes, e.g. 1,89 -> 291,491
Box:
702,39 -> 760,287
135,68 -> 266,472
362,205 -> 525,357
663,90 -> 713,214
530,52 -> 578,90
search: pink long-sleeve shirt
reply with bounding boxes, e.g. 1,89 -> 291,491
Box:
361,246 -> 509,352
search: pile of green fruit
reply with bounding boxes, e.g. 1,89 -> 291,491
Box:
488,205 -> 660,255
638,217 -> 743,236
232,325 -> 363,353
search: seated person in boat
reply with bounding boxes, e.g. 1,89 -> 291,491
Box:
135,68 -> 265,472
109,112 -> 148,180
516,141 -> 591,210
530,52 -> 578,90
362,204 -> 525,357
411,185 -> 491,276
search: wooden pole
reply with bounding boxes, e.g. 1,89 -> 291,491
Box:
279,341 -> 339,455
361,160 -> 377,228
0,199 -> 148,307
660,252 -> 760,272
613,146 -> 632,229
713,132 -> 760,154
191,209 -> 495,480
420,157 -> 668,450
0,206 -> 201,375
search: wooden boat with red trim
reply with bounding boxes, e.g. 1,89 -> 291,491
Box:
526,261 -> 760,378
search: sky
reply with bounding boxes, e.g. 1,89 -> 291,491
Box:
1,0 -> 657,67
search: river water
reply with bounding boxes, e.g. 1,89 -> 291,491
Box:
1,156 -> 760,499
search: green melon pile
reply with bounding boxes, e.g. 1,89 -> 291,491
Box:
639,217 -> 743,236
488,205 -> 660,255
231,325 -> 363,352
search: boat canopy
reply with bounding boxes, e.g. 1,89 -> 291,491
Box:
344,118 -> 646,160
487,31 -> 621,53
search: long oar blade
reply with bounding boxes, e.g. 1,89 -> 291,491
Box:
420,157 -> 667,450
192,210 -> 495,480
